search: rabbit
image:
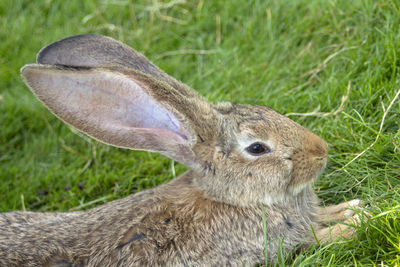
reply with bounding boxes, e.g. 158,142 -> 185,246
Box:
0,34 -> 364,266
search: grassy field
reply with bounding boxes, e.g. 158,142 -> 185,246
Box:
1,0 -> 399,265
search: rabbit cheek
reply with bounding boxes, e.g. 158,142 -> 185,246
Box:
248,158 -> 292,200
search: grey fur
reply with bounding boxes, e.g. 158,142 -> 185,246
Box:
0,35 -> 363,266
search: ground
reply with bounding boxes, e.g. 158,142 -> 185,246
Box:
0,0 -> 399,265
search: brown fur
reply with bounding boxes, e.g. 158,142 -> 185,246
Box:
0,34 -> 363,266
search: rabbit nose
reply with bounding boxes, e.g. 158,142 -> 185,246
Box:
313,156 -> 327,167
305,132 -> 328,161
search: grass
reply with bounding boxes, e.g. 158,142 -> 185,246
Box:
1,0 -> 399,265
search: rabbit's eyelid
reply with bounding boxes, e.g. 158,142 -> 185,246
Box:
236,138 -> 274,159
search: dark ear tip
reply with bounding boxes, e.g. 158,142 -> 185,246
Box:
20,64 -> 42,92
20,64 -> 37,77
36,34 -> 107,64
20,64 -> 28,75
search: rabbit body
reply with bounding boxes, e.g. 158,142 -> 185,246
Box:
0,34 -> 361,266
0,172 -> 319,266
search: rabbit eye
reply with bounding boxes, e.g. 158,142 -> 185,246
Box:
246,142 -> 271,156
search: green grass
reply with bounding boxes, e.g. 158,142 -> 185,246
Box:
1,0 -> 399,265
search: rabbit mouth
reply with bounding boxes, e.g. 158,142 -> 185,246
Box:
288,159 -> 327,196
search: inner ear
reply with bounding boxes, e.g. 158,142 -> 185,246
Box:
21,64 -> 197,166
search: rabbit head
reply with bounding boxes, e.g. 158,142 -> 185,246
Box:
21,34 -> 328,208
196,102 -> 328,206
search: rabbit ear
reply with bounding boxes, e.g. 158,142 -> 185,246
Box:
21,64 -> 200,167
36,34 -> 198,98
